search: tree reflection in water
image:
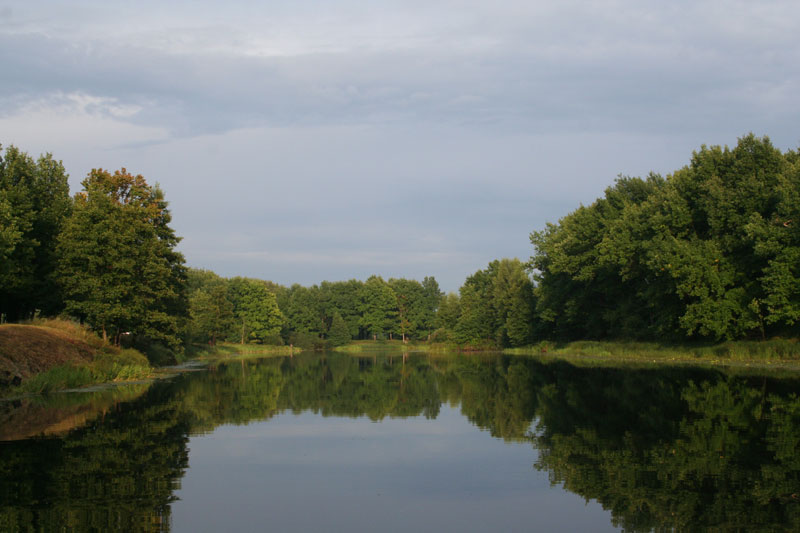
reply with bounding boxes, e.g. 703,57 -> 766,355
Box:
1,352 -> 799,531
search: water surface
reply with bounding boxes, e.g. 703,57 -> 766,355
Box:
2,352 -> 799,531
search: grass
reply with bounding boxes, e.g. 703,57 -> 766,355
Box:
333,340 -> 432,353
195,342 -> 301,359
504,338 -> 800,369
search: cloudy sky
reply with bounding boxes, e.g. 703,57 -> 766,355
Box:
2,1 -> 798,291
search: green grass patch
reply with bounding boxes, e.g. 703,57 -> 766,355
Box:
196,342 -> 301,359
12,357 -> 153,396
333,340 -> 431,353
504,338 -> 800,368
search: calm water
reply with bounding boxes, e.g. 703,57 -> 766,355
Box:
2,352 -> 800,531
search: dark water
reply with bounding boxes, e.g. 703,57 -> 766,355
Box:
2,352 -> 800,532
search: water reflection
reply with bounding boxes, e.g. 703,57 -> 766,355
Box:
1,352 -> 799,531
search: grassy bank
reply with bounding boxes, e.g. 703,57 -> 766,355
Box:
194,342 -> 301,360
504,339 -> 800,368
0,319 -> 152,396
333,340 -> 432,353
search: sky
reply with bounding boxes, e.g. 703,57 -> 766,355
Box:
2,1 -> 799,292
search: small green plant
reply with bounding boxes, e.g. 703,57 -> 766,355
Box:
20,365 -> 96,394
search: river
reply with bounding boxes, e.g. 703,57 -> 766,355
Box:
2,351 -> 799,531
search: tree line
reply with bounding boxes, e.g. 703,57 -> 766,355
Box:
183,260 -> 540,349
184,269 -> 443,348
3,133 -> 798,358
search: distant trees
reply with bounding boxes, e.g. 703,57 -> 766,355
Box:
272,276 -> 442,346
228,277 -> 283,344
445,259 -> 535,348
187,270 -> 234,345
5,133 -> 797,355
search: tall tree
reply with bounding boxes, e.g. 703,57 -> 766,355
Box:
56,168 -> 187,355
0,145 -> 71,321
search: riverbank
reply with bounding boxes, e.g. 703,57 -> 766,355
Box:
505,339 -> 800,369
0,319 -> 152,397
192,342 -> 301,359
333,339 -> 434,353
329,337 -> 800,371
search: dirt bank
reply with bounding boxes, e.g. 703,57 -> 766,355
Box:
0,324 -> 95,387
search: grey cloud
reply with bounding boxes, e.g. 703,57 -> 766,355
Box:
3,1 -> 800,290
3,9 -> 798,142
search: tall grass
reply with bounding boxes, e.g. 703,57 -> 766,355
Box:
333,340 -> 431,353
197,343 -> 301,359
504,338 -> 800,365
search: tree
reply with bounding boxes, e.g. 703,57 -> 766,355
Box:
420,276 -> 443,338
56,168 -> 187,355
492,259 -> 535,347
328,311 -> 351,346
228,277 -> 284,344
359,276 -> 397,340
0,145 -> 71,321
389,278 -> 427,342
189,284 -> 235,345
284,284 -> 324,337
435,292 -> 461,332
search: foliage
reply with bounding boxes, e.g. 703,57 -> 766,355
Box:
56,168 -> 187,359
227,277 -> 284,344
188,278 -> 235,345
447,259 -> 535,348
531,134 -> 800,342
0,145 -> 71,321
328,311 -> 351,346
359,275 -> 398,339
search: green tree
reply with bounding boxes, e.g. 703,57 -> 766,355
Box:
389,278 -> 427,341
359,275 -> 397,340
189,284 -> 235,345
420,276 -> 443,338
492,258 -> 534,347
228,277 -> 284,344
0,193 -> 21,267
455,265 -> 497,345
435,292 -> 461,333
531,134 -> 800,342
56,168 -> 187,356
0,145 -> 71,321
284,284 -> 324,337
327,311 -> 351,346
319,279 -> 364,339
